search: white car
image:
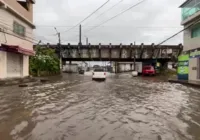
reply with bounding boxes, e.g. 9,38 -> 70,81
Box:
92,68 -> 106,80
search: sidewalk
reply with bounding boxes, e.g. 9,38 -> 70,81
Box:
0,77 -> 39,87
168,78 -> 200,88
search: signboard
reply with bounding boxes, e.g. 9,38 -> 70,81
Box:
190,49 -> 200,58
177,53 -> 189,80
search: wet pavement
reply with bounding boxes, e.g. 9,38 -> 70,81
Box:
0,73 -> 200,140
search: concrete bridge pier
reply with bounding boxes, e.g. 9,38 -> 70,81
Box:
160,61 -> 168,71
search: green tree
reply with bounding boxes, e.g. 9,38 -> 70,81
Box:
29,46 -> 60,76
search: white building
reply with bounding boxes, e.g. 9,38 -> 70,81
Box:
180,0 -> 200,81
0,0 -> 35,79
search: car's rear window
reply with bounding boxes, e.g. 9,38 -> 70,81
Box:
94,68 -> 104,72
144,67 -> 151,70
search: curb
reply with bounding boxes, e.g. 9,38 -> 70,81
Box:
0,77 -> 39,87
168,79 -> 200,88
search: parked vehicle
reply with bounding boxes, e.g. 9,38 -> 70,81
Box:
142,66 -> 155,76
92,68 -> 106,80
135,62 -> 143,74
132,71 -> 138,77
79,69 -> 85,74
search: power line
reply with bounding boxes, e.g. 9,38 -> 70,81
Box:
61,27 -> 183,43
0,24 -> 42,43
156,18 -> 200,46
0,30 -> 38,43
85,0 -> 147,33
0,19 -> 50,44
61,0 -> 146,42
35,25 -> 182,28
84,0 -> 124,26
0,25 -> 50,44
0,19 -> 34,36
61,0 -> 110,34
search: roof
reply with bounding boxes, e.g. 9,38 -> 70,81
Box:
0,44 -> 35,56
30,0 -> 35,4
179,0 -> 192,7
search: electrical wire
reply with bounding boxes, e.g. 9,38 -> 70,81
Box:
156,18 -> 200,46
61,0 -> 146,42
60,0 -> 110,34
85,0 -> 147,33
0,30 -> 38,43
83,0 -> 124,26
0,25 -> 49,44
0,20 -> 53,43
0,19 -> 34,36
0,25 -> 39,42
35,25 -> 182,28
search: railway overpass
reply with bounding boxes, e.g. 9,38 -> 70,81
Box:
38,43 -> 183,62
37,43 -> 182,73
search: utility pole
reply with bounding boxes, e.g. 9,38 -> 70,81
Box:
79,24 -> 82,45
54,27 -> 62,71
86,37 -> 88,45
134,41 -> 136,71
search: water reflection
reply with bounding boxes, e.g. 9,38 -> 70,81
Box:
0,74 -> 199,140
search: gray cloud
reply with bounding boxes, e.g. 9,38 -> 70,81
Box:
33,0 -> 186,45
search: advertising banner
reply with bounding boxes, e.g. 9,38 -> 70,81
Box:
177,53 -> 189,80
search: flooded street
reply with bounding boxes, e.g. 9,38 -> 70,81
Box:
0,73 -> 200,140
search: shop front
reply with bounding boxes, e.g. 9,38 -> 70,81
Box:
178,48 -> 200,81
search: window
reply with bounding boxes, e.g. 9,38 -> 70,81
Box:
181,0 -> 200,21
191,24 -> 200,38
94,68 -> 104,72
13,22 -> 26,36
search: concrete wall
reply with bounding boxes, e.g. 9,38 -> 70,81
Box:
182,9 -> 200,51
115,62 -> 143,73
183,27 -> 200,51
81,49 -> 88,58
111,49 -> 120,58
0,8 -> 33,50
0,2 -> 33,79
1,0 -> 34,22
0,51 -> 7,79
101,49 -> 109,58
189,58 -> 199,81
63,64 -> 78,73
118,63 -> 133,72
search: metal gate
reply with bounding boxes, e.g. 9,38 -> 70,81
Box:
7,52 -> 22,78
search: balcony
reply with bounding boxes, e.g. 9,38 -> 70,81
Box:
181,0 -> 200,24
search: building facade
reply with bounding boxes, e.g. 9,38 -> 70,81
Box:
180,0 -> 200,81
0,0 -> 35,79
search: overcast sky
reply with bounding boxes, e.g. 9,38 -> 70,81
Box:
33,0 -> 186,45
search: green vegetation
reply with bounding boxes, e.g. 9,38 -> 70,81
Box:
29,46 -> 60,76
159,68 -> 177,77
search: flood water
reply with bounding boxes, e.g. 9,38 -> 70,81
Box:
0,73 -> 200,140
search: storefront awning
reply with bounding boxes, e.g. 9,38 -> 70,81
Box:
0,44 -> 35,56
